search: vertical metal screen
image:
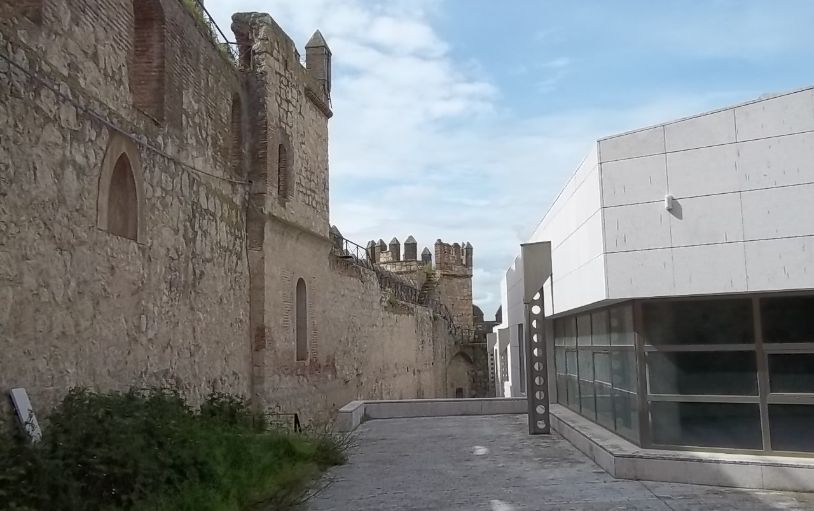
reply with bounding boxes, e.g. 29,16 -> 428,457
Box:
526,288 -> 550,434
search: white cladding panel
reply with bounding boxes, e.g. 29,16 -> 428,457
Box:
599,86 -> 814,303
666,144 -> 739,197
735,89 -> 814,141
664,108 -> 736,152
504,86 -> 814,319
599,125 -> 664,162
601,154 -> 667,207
745,236 -> 814,291
527,146 -> 607,315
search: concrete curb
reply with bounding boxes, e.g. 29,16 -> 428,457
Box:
337,397 -> 527,432
550,404 -> 814,493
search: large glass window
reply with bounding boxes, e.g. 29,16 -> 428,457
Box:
555,303 -> 639,443
762,296 -> 814,343
647,351 -> 758,396
642,299 -> 753,345
769,405 -> 814,452
555,294 -> 814,455
768,354 -> 814,393
650,402 -> 763,450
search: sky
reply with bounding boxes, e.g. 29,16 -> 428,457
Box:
209,0 -> 814,317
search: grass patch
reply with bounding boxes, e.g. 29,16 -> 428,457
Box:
0,389 -> 346,511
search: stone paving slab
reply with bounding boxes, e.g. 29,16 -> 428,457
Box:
308,414 -> 814,511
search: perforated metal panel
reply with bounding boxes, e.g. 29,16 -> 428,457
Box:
526,289 -> 550,434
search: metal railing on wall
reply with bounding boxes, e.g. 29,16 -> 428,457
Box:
181,0 -> 239,61
330,231 -> 475,343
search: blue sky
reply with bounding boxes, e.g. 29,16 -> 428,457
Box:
212,1 -> 814,316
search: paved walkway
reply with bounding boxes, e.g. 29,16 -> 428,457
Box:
309,414 -> 814,510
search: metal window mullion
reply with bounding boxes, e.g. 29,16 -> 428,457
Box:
634,300 -> 652,447
646,394 -> 760,404
754,296 -> 772,452
643,343 -> 755,352
767,394 -> 814,405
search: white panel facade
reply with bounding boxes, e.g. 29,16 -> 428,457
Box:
601,154 -> 667,207
735,88 -> 814,141
672,243 -> 748,294
666,144 -> 739,197
664,108 -> 736,152
527,145 -> 607,315
599,86 -> 814,304
745,236 -> 814,291
496,85 -> 814,321
741,184 -> 814,240
599,125 -> 664,162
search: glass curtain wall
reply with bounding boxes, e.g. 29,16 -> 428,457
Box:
553,294 -> 814,455
554,303 -> 639,442
643,295 -> 814,454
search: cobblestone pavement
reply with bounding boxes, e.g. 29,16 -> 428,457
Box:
308,414 -> 814,511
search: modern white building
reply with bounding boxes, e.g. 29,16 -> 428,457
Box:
496,86 -> 814,457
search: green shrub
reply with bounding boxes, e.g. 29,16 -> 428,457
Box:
0,389 -> 346,511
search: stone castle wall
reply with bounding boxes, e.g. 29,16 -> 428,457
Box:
0,0 -> 250,411
0,2 -> 461,423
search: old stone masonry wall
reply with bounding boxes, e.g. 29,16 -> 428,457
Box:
0,1 -> 463,423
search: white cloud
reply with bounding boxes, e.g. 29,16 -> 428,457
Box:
210,1 -> 763,316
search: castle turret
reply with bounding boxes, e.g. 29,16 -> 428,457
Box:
389,237 -> 401,262
305,30 -> 332,97
329,225 -> 343,251
464,242 -> 473,268
404,235 -> 417,261
421,247 -> 432,264
367,240 -> 377,263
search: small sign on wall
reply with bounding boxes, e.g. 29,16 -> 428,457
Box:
9,388 -> 42,442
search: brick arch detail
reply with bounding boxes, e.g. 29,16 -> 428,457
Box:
97,132 -> 145,243
131,0 -> 166,121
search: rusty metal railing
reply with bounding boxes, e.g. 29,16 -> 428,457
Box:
183,0 -> 239,61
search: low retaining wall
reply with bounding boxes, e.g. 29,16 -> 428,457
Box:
337,397 -> 526,432
551,404 -> 814,493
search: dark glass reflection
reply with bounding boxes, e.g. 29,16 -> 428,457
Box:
594,352 -> 611,384
580,380 -> 596,419
647,351 -> 758,396
611,349 -> 637,392
613,389 -> 639,442
762,296 -> 814,343
650,402 -> 763,450
769,405 -> 814,452
642,299 -> 753,345
596,383 -> 614,430
555,348 -> 566,375
592,310 -> 610,346
769,354 -> 814,393
610,305 -> 634,346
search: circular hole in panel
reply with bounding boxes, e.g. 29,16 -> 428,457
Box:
531,320 -> 538,328
531,305 -> 542,315
533,292 -> 541,300
536,405 -> 546,414
533,362 -> 544,372
535,391 -> 545,400
536,420 -> 547,429
534,376 -> 544,386
532,334 -> 539,343
533,348 -> 542,357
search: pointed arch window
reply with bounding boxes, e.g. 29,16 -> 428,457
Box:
295,278 -> 308,361
97,134 -> 144,243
